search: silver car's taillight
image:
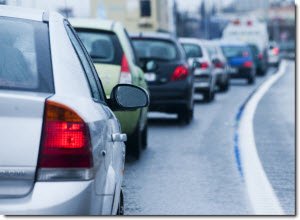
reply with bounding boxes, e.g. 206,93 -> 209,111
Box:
37,100 -> 94,181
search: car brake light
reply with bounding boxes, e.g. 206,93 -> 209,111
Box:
37,100 -> 93,181
233,19 -> 240,25
119,54 -> 132,84
243,61 -> 253,68
214,61 -> 224,68
171,65 -> 189,81
258,53 -> 263,60
272,47 -> 279,55
201,62 -> 209,69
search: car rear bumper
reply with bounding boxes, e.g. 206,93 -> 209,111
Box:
268,55 -> 280,64
148,81 -> 192,113
0,181 -> 113,215
193,73 -> 213,92
229,67 -> 254,79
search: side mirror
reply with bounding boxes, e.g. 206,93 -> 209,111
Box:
146,60 -> 158,72
108,84 -> 150,111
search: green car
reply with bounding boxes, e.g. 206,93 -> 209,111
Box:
70,19 -> 149,159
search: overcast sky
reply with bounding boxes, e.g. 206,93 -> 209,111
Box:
176,0 -> 234,12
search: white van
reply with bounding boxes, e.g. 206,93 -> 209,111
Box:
222,19 -> 269,52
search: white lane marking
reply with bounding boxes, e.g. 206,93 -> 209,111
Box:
239,61 -> 288,215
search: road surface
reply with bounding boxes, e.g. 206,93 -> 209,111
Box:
123,61 -> 295,215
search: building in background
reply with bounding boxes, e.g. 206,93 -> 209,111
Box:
5,0 -> 176,34
90,0 -> 176,34
5,0 -> 91,17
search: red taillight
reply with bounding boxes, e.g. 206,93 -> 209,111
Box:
39,100 -> 93,168
258,53 -> 263,60
273,47 -> 279,55
233,19 -> 240,25
201,62 -> 209,69
171,65 -> 189,81
119,54 -> 132,84
214,62 -> 224,68
243,61 -> 253,68
247,21 -> 253,26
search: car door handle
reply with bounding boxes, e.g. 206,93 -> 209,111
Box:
112,133 -> 127,142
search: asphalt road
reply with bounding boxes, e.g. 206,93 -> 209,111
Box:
123,61 -> 295,215
254,61 -> 295,215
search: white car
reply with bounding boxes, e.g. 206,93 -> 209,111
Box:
0,6 -> 149,215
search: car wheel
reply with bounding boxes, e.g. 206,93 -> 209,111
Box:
203,89 -> 214,102
117,190 -> 124,215
142,123 -> 148,150
178,103 -> 193,125
126,124 -> 142,160
247,76 -> 255,85
220,80 -> 229,92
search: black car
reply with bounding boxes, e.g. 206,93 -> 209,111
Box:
131,33 -> 194,124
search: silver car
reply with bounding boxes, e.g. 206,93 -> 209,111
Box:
0,6 -> 149,215
179,38 -> 217,102
205,41 -> 230,92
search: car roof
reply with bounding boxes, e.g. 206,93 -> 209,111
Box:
218,39 -> 248,47
179,38 -> 213,47
131,32 -> 177,41
69,18 -> 121,31
0,5 -> 56,22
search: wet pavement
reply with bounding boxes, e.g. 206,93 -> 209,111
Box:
123,62 -> 295,215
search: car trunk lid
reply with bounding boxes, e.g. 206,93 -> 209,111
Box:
0,91 -> 50,198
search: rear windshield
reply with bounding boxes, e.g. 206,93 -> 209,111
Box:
75,28 -> 123,65
132,39 -> 178,61
0,17 -> 53,93
182,43 -> 203,58
221,46 -> 251,59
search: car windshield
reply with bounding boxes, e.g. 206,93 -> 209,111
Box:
76,29 -> 123,65
221,46 -> 250,59
0,17 -> 53,92
132,39 -> 178,61
182,43 -> 203,58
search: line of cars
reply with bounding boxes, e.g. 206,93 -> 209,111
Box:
0,6 -> 280,216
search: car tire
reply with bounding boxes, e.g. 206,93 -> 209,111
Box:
247,76 -> 255,85
178,102 -> 193,125
142,123 -> 148,150
203,89 -> 215,102
117,190 -> 124,215
126,124 -> 142,160
219,80 -> 229,92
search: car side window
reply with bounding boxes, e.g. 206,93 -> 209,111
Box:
64,21 -> 106,103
